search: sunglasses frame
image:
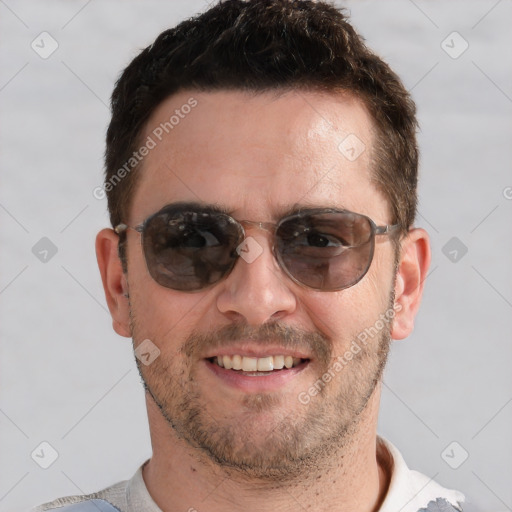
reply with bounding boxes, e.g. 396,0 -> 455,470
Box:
114,204 -> 401,292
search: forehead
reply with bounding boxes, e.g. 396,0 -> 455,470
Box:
130,89 -> 385,223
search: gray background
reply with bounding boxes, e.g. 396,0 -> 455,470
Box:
1,1 -> 511,511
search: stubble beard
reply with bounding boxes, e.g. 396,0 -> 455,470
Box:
128,300 -> 392,482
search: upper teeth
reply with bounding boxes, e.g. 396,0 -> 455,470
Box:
216,355 -> 301,371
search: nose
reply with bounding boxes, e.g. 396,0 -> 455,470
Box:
216,233 -> 297,325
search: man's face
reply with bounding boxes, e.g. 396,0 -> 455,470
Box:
122,89 -> 397,478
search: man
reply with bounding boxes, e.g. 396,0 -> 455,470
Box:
34,0 -> 464,510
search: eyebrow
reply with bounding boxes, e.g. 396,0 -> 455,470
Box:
153,200 -> 347,220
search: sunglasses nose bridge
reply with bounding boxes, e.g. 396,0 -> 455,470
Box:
238,219 -> 276,234
236,219 -> 279,265
238,219 -> 277,248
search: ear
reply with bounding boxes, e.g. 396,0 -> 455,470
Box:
95,228 -> 131,338
391,228 -> 431,340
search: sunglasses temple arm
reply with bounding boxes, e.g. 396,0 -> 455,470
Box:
375,223 -> 401,236
114,223 -> 145,235
114,223 -> 128,234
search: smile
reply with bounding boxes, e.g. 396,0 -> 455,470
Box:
204,346 -> 312,391
210,354 -> 305,372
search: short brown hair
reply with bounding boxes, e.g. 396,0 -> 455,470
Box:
105,0 -> 418,265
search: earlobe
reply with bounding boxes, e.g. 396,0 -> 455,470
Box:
95,228 -> 132,338
391,228 -> 431,340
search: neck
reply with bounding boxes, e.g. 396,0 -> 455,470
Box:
142,385 -> 390,512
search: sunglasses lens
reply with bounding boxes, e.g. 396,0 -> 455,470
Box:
138,206 -> 378,292
142,208 -> 243,291
276,211 -> 374,290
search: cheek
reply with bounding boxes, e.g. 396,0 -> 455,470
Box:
302,275 -> 393,354
128,282 -> 213,356
126,239 -> 217,348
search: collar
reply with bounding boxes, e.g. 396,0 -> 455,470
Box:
123,437 -> 465,512
376,436 -> 465,512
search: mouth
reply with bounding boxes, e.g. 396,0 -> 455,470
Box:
204,350 -> 311,393
207,354 -> 308,375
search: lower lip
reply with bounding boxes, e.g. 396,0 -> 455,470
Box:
204,359 -> 309,393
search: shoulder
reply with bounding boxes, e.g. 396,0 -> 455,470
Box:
32,498 -> 121,512
31,478 -> 128,512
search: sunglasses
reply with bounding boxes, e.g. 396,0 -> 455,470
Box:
114,202 -> 400,292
